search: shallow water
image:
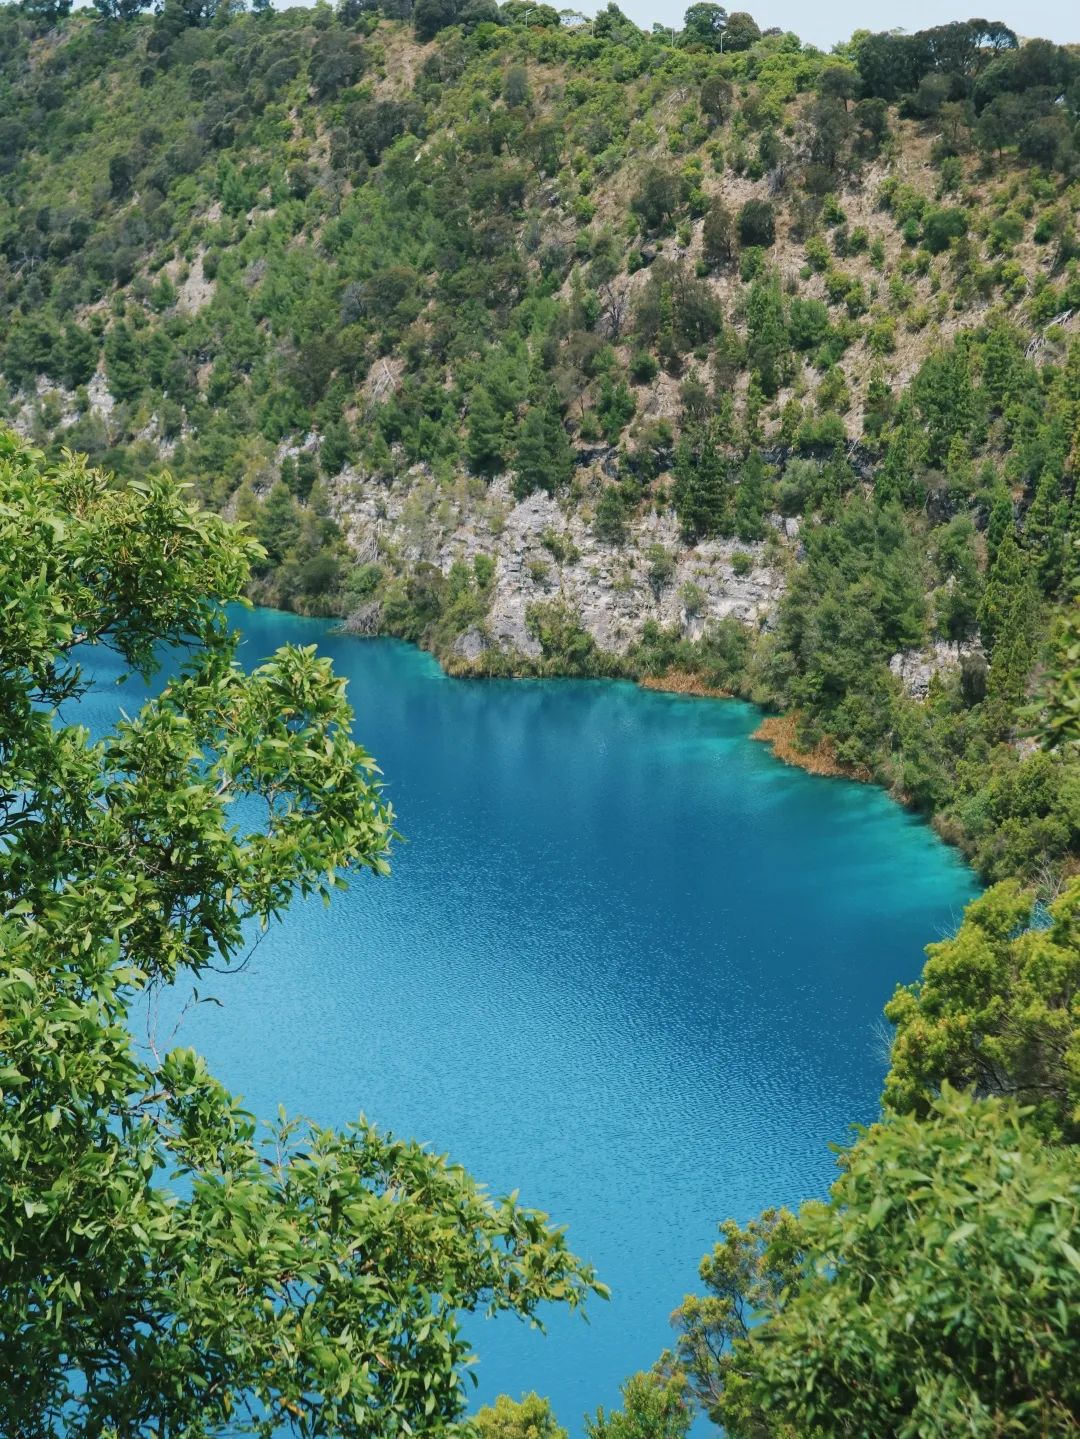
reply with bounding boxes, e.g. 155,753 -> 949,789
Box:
77,609 -> 979,1429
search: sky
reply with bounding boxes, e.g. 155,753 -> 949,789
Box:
579,0 -> 1078,51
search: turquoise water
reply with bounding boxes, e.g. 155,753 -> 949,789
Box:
77,608 -> 978,1428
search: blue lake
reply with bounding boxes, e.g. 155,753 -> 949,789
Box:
77,608 -> 979,1429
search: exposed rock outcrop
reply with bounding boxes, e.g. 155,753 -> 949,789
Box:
329,467 -> 790,659
888,641 -> 984,700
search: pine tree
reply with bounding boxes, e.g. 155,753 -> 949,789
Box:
985,489 -> 1014,568
734,450 -> 768,541
985,571 -> 1039,731
673,424 -> 730,540
517,402 -> 547,481
255,480 -> 301,565
980,322 -> 1019,413
320,419 -> 355,477
746,273 -> 787,399
1025,468 -> 1067,595
1068,485 -> 1080,588
874,419 -> 927,508
913,344 -> 976,467
978,528 -> 1026,653
544,393 -> 574,489
59,323 -> 98,389
513,394 -> 572,499
466,388 -> 505,478
1052,336 -> 1080,476
104,322 -> 144,403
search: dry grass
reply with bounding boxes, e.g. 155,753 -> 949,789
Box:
639,669 -> 732,698
752,712 -> 872,782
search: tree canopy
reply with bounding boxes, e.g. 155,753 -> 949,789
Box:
0,432 -> 599,1436
673,1087 -> 1080,1437
884,877 -> 1080,1140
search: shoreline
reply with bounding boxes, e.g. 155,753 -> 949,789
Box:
638,668 -> 734,700
265,603 -> 974,874
750,714 -> 874,784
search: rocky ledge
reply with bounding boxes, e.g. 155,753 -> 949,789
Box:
888,640 -> 986,701
330,465 -> 791,659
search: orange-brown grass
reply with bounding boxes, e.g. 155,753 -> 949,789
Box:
639,669 -> 733,699
752,713 -> 872,783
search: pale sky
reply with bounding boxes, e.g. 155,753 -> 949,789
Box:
579,0 -> 1078,51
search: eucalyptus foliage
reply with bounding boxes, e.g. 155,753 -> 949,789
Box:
885,877 -> 1080,1140
0,433 -> 599,1437
674,1089 -> 1080,1437
474,1392 -> 568,1439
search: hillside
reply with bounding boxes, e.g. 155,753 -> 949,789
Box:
2,1 -> 1079,881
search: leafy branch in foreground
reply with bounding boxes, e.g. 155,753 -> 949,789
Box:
884,877 -> 1080,1141
672,1088 -> 1080,1438
0,433 -> 600,1437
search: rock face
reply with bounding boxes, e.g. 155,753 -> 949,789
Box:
329,467 -> 789,659
9,371 -> 180,453
889,641 -> 983,700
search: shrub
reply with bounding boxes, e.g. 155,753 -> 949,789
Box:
923,206 -> 968,254
738,198 -> 776,249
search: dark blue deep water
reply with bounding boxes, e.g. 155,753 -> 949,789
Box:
77,608 -> 978,1429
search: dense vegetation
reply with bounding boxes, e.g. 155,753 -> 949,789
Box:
3,0 -> 1080,1431
2,0 -> 1079,890
671,1086 -> 1080,1437
0,436 -> 600,1435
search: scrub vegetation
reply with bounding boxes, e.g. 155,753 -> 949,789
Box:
3,0 -> 1080,891
1,0 -> 1080,1431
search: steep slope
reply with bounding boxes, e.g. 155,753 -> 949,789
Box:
2,2 -> 1079,880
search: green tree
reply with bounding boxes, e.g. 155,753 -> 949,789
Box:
673,424 -> 730,540
737,199 -> 775,249
593,484 -> 630,544
700,74 -> 734,123
467,388 -> 508,477
674,1089 -> 1080,1438
980,322 -> 1021,411
922,205 -> 968,253
502,65 -> 531,108
978,527 -> 1026,653
413,0 -> 460,36
58,323 -> 99,389
1025,467 -> 1069,596
745,273 -> 787,398
912,343 -> 976,467
983,566 -> 1039,728
514,394 -> 574,499
702,198 -> 737,270
475,1393 -> 567,1439
320,417 -> 356,477
93,0 -> 147,18
885,877 -> 1080,1139
255,478 -> 302,566
681,3 -> 727,50
721,9 -> 759,49
585,1370 -> 693,1439
19,0 -> 73,27
771,497 -> 926,766
932,515 -> 982,640
1036,602 -> 1080,748
104,322 -> 144,404
597,376 -> 635,444
673,1209 -> 805,1433
0,433 -> 598,1436
733,450 -> 768,541
631,165 -> 685,231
